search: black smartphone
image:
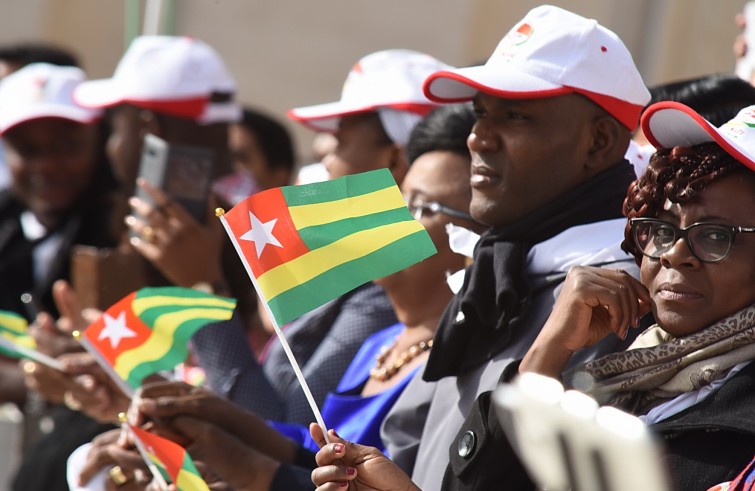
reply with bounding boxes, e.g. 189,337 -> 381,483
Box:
134,133 -> 215,225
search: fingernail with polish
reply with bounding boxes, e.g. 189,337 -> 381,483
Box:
333,443 -> 344,453
346,467 -> 356,476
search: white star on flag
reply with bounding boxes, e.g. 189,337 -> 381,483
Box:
98,311 -> 137,349
239,211 -> 283,258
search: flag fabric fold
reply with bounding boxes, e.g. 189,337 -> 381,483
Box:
128,424 -> 210,491
81,287 -> 236,392
0,310 -> 63,370
220,168 -> 437,325
0,310 -> 34,358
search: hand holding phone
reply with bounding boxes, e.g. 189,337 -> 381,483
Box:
133,133 -> 215,227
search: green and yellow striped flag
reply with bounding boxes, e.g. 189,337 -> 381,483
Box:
0,310 -> 34,358
220,168 -> 436,325
81,287 -> 236,393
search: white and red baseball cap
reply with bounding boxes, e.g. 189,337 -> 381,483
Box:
288,49 -> 452,142
74,35 -> 240,124
641,101 -> 755,172
0,62 -> 101,134
423,5 -> 650,131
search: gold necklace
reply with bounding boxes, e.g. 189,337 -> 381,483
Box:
369,337 -> 433,382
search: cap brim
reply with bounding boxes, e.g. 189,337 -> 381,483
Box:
423,65 -> 566,103
641,101 -> 755,172
0,105 -> 100,134
287,100 -> 383,132
73,78 -> 127,109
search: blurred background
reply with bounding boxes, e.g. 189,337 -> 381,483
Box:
0,0 -> 748,164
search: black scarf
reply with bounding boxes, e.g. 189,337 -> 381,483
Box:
423,160 -> 636,381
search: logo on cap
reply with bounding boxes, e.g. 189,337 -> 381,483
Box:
14,76 -> 49,106
723,107 -> 755,139
495,22 -> 534,58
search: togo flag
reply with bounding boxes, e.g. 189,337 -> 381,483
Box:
220,168 -> 436,325
129,424 -> 210,491
79,287 -> 236,394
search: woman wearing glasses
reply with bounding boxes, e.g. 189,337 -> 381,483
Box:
309,101 -> 755,491
517,101 -> 755,491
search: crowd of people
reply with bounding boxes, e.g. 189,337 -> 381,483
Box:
1,3 -> 755,491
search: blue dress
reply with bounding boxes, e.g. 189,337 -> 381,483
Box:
270,323 -> 415,453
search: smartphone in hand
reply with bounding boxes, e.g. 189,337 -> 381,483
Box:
134,133 -> 215,225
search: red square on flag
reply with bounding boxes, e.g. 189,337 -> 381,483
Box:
222,187 -> 310,278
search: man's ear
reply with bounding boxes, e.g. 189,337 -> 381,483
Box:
586,115 -> 629,171
386,143 -> 410,186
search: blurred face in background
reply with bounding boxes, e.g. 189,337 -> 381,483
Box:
4,117 -> 98,227
229,123 -> 289,190
322,113 -> 404,182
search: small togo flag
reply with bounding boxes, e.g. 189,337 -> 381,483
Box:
0,310 -> 34,359
79,287 -> 236,394
129,424 -> 210,491
220,168 -> 437,325
0,310 -> 64,370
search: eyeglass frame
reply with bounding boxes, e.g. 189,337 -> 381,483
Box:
405,197 -> 478,223
628,217 -> 755,263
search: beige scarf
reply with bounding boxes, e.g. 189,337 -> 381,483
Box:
564,302 -> 755,415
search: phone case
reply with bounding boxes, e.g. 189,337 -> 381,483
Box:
135,133 -> 215,225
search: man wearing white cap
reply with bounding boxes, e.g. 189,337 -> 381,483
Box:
309,5 -> 652,491
389,6 -> 650,489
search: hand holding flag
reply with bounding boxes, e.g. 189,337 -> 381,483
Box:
127,423 -> 210,491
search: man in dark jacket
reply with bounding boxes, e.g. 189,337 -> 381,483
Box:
310,5 -> 652,490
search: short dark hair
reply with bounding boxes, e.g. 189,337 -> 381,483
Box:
238,107 -> 296,171
0,42 -> 80,69
647,74 -> 755,127
405,103 -> 475,165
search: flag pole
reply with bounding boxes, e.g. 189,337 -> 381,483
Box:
73,331 -> 136,398
122,418 -> 170,491
217,209 -> 331,444
0,337 -> 64,371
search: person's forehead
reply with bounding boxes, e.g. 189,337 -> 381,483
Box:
404,151 -> 466,192
107,104 -> 139,120
471,91 -> 586,111
338,112 -> 381,130
5,117 -> 85,138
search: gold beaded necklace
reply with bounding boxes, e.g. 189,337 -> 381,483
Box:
369,337 -> 433,382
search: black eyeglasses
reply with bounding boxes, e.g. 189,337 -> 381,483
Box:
629,217 -> 755,263
406,197 -> 477,223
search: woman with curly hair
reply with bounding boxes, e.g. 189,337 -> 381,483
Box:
309,101 -> 755,491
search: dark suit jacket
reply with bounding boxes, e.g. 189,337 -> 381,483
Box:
0,188 -> 117,320
441,361 -> 755,491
